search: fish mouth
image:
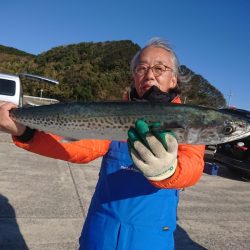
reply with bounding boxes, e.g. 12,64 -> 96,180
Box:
223,131 -> 250,144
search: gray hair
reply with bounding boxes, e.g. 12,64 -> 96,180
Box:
130,37 -> 189,86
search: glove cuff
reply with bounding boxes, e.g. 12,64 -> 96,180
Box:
146,159 -> 178,181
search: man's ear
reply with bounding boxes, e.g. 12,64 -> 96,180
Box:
170,74 -> 177,89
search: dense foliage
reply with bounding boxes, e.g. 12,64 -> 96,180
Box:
0,41 -> 226,107
179,65 -> 226,107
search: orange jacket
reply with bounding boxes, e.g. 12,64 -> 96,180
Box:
13,97 -> 205,189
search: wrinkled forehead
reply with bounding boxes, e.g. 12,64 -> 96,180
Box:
138,47 -> 174,66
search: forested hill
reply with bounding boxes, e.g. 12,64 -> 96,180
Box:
0,41 -> 226,108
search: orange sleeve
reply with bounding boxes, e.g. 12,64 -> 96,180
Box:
150,144 -> 205,189
13,131 -> 111,164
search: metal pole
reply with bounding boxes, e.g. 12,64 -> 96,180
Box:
227,91 -> 233,107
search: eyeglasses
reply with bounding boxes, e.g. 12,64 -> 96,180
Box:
134,64 -> 173,77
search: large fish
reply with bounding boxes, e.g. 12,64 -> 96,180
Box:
9,102 -> 250,145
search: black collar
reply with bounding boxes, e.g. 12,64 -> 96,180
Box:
129,86 -> 177,103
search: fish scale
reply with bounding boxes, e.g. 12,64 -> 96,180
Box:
9,101 -> 250,145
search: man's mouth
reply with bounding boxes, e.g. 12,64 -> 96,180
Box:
141,82 -> 159,91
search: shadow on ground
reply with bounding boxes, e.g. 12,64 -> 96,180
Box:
174,224 -> 207,250
0,194 -> 28,250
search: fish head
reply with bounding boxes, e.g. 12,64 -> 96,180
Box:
199,109 -> 250,145
220,118 -> 250,142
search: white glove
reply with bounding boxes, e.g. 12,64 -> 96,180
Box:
128,119 -> 178,181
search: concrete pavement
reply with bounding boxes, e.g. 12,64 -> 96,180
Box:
0,132 -> 249,249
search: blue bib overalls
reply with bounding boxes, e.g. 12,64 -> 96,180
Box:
79,141 -> 179,250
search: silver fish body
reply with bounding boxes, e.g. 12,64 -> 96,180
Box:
10,102 -> 250,145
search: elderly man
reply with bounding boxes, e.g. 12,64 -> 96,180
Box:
0,38 -> 204,250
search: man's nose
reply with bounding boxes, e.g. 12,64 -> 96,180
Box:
145,67 -> 155,78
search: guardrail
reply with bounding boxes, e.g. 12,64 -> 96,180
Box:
23,95 -> 59,106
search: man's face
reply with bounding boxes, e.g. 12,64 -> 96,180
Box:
133,47 -> 177,97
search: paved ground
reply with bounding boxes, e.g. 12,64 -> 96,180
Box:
0,132 -> 249,250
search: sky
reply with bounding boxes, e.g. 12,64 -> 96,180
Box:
1,0 -> 249,110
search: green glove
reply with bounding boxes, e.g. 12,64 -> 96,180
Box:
128,119 -> 178,181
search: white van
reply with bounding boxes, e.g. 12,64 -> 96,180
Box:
0,73 -> 59,106
0,73 -> 22,106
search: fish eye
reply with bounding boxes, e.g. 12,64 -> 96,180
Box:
223,125 -> 235,135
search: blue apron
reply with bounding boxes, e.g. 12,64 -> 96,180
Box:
79,141 -> 179,250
